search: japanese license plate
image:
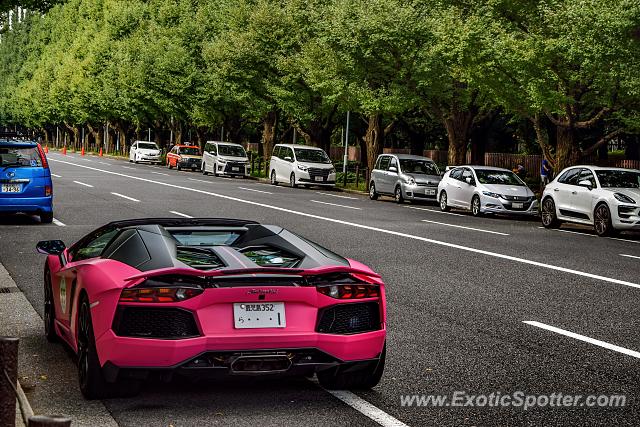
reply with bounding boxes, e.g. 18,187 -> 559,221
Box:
425,188 -> 436,195
233,302 -> 286,328
1,184 -> 21,193
314,176 -> 323,182
512,202 -> 524,209
232,167 -> 239,171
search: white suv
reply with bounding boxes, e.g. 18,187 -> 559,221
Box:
202,141 -> 249,177
129,141 -> 161,164
541,166 -> 640,236
269,144 -> 336,188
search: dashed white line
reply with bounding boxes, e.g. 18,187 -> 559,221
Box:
310,200 -> 361,210
51,174 -> 62,178
150,171 -> 169,176
170,211 -> 193,218
122,166 -> 134,170
110,192 -> 140,202
48,158 -> 640,289
538,227 -> 640,244
523,321 -> 640,359
421,219 -> 509,236
323,389 -> 408,427
238,186 -> 272,195
315,191 -> 358,200
97,161 -> 110,165
52,218 -> 66,227
620,254 -> 640,260
73,180 -> 94,188
406,206 -> 466,217
188,178 -> 211,183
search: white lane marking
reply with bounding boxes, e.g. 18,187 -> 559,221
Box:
324,389 -> 409,427
122,166 -> 134,170
620,254 -> 640,260
51,174 -> 62,178
97,161 -> 110,165
52,218 -> 65,227
310,200 -> 361,210
83,159 -> 93,162
538,227 -> 640,244
188,178 -> 211,183
523,321 -> 640,359
238,186 -> 272,195
73,180 -> 94,188
315,191 -> 358,200
150,171 -> 169,176
170,211 -> 193,218
110,192 -> 140,202
421,219 -> 509,236
48,158 -> 640,289
406,206 -> 466,217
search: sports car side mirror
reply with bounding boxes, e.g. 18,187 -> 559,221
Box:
36,240 -> 66,255
578,180 -> 593,190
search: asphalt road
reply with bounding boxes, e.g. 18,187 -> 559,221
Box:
1,151 -> 640,426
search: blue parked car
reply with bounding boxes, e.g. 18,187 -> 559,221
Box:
0,140 -> 53,223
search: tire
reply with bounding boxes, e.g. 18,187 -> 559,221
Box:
134,156 -> 139,164
439,191 -> 450,212
213,163 -> 218,177
271,170 -> 278,185
202,163 -> 208,175
317,344 -> 386,390
177,163 -> 182,171
43,266 -> 57,342
394,186 -> 404,204
369,182 -> 379,200
541,197 -> 560,229
594,203 -> 615,237
167,161 -> 173,169
471,195 -> 482,217
40,212 -> 53,224
290,173 -> 297,188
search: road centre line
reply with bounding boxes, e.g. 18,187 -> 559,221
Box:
421,219 -> 509,236
310,200 -> 361,210
73,180 -> 94,188
51,174 -> 62,178
620,254 -> 640,260
48,158 -> 640,289
405,206 -> 466,217
238,186 -> 272,194
170,211 -> 193,218
315,191 -> 358,200
523,321 -> 640,359
110,192 -> 140,202
538,227 -> 640,244
52,218 -> 66,227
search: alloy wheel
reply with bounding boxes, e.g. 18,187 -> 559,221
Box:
77,302 -> 90,389
472,196 -> 481,216
594,204 -> 611,236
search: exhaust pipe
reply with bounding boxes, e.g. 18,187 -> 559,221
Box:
230,354 -> 292,374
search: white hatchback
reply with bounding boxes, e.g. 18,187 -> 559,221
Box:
541,166 -> 640,236
269,144 -> 336,188
129,141 -> 161,164
202,141 -> 249,177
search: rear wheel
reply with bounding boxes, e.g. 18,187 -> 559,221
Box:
369,182 -> 379,200
290,173 -> 297,188
541,197 -> 560,229
594,203 -> 615,237
202,163 -> 208,175
43,267 -> 57,342
394,186 -> 404,204
471,195 -> 482,217
271,170 -> 278,185
40,212 -> 53,224
317,344 -> 386,390
439,191 -> 449,212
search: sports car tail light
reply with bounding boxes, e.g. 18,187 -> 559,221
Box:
317,284 -> 379,299
119,287 -> 203,303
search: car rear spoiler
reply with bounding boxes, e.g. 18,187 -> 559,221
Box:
124,265 -> 381,283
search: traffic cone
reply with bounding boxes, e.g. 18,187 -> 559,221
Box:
99,147 -> 103,156
81,147 -> 85,156
62,146 -> 67,155
44,145 -> 49,153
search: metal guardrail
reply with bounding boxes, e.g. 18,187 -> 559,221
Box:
0,337 -> 72,427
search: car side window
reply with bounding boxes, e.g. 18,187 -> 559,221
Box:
272,146 -> 281,159
211,144 -> 217,155
579,169 -> 596,187
132,143 -> 137,150
449,168 -> 462,180
461,168 -> 474,183
558,168 -> 581,185
374,156 -> 382,170
379,156 -> 390,170
389,157 -> 398,170
69,228 -> 120,262
284,147 -> 294,160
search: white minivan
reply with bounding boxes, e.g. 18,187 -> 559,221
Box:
129,140 -> 161,164
202,141 -> 249,177
269,144 -> 336,188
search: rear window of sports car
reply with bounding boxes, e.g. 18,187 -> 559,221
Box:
169,230 -> 241,246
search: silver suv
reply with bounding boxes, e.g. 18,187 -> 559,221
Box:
369,154 -> 441,203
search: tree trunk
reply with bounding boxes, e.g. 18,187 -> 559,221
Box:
87,124 -> 103,152
40,128 -> 50,146
626,136 -> 640,161
364,113 -> 383,173
555,125 -> 580,172
443,108 -> 475,166
262,111 -> 277,159
531,114 -> 555,168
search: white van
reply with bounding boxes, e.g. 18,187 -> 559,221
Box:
269,144 -> 336,188
202,141 -> 249,177
129,140 -> 161,164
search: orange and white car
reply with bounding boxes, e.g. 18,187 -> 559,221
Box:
166,145 -> 202,171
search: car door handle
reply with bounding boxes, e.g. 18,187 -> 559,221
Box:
553,188 -> 559,192
571,191 -> 577,195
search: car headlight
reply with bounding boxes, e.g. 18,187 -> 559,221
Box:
218,158 -> 227,164
297,164 -> 309,171
614,193 -> 636,204
329,167 -> 336,174
482,191 -> 502,199
404,177 -> 416,185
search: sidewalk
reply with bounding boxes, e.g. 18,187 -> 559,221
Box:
0,262 -> 117,426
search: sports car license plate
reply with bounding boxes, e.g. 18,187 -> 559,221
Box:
233,302 -> 286,328
1,184 -> 21,193
232,167 -> 239,171
314,176 -> 323,182
425,189 -> 436,195
512,202 -> 524,209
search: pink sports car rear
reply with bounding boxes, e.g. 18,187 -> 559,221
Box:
37,218 -> 386,399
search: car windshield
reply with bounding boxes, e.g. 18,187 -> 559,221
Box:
138,143 -> 158,150
399,159 -> 439,175
0,147 -> 42,167
170,231 -> 241,246
294,148 -> 331,164
180,147 -> 201,156
595,170 -> 640,188
218,144 -> 246,157
475,169 -> 525,186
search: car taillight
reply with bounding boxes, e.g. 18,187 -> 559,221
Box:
317,284 -> 379,299
37,144 -> 49,168
119,287 -> 203,303
45,185 -> 52,196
